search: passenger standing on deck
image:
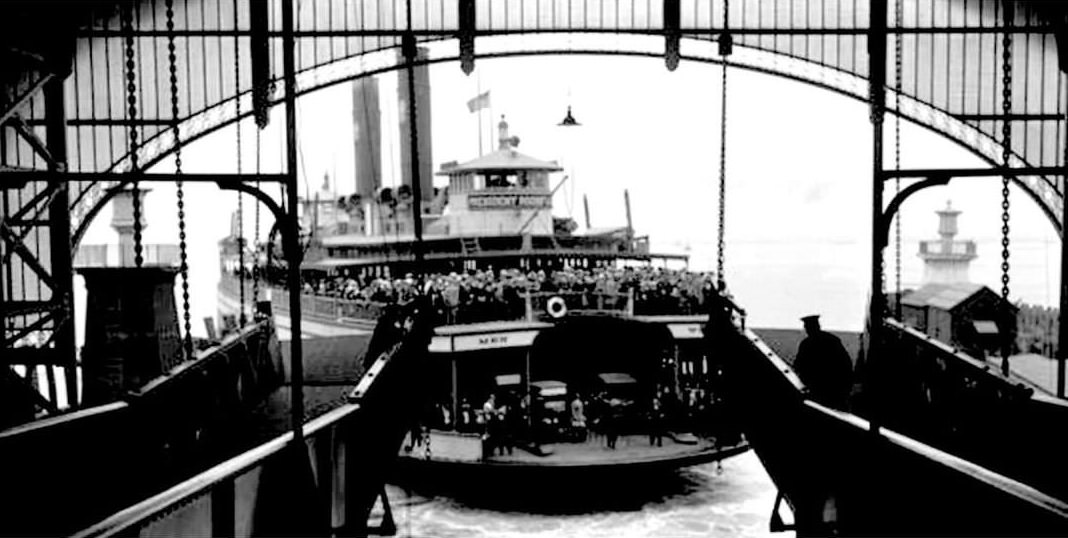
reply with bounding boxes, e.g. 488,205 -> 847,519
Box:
604,401 -> 620,449
570,393 -> 587,442
648,396 -> 664,447
794,315 -> 854,410
480,394 -> 497,457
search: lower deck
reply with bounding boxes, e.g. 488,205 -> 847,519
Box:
401,429 -> 747,469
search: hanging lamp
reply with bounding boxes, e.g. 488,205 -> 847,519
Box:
558,105 -> 581,127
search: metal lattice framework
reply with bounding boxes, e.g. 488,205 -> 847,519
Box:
1,0 -> 1066,414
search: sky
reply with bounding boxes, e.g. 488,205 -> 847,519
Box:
79,46 -> 1063,335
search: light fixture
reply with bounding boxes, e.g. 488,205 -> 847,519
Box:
558,106 -> 581,127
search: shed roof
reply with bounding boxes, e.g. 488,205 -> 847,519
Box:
901,282 -> 986,310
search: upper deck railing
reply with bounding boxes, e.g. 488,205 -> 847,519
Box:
220,268 -> 715,327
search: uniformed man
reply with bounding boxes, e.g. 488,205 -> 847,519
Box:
794,314 -> 854,410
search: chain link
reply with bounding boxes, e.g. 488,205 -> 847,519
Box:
235,17 -> 247,327
716,0 -> 730,291
122,5 -> 144,268
999,2 -> 1013,368
252,126 -> 262,311
424,427 -> 433,460
893,0 -> 903,320
166,0 -> 193,359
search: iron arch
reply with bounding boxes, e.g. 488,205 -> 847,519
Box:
70,32 -> 1065,249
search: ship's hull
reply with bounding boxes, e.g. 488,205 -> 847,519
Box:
391,436 -> 749,503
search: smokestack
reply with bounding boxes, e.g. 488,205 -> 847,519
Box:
352,77 -> 381,200
397,46 -> 434,203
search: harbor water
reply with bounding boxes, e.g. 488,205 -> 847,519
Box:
383,451 -> 785,538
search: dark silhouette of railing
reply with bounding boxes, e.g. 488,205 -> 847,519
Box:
721,318 -> 1068,535
71,298 -> 436,538
869,319 -> 1068,504
0,319 -> 284,537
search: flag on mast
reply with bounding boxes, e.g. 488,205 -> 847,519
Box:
467,91 -> 491,113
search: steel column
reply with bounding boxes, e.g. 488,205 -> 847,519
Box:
1059,109 -> 1068,397
868,0 -> 888,433
44,76 -> 77,408
282,0 -> 304,443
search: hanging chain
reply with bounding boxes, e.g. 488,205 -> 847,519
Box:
235,17 -> 247,327
995,8 -> 1012,309
893,0 -> 903,320
999,2 -> 1013,369
167,0 -> 193,359
252,126 -> 262,312
995,1 -> 1012,369
716,0 -> 731,291
424,425 -> 433,460
122,5 -> 144,268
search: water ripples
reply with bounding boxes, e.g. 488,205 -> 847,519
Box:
385,451 -> 789,538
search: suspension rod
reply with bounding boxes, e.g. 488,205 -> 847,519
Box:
281,0 -> 304,446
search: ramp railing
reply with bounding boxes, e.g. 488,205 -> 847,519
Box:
72,299 -> 436,538
719,318 -> 1068,535
0,319 -> 284,537
872,319 -> 1068,501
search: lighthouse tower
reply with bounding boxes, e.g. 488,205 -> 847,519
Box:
918,200 -> 977,285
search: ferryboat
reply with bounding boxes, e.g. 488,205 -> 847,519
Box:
218,103 -> 748,488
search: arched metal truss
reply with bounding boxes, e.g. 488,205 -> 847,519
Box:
2,0 -> 1066,413
66,37 -> 1068,246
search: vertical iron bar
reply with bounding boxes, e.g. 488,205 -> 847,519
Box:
282,0 -> 305,442
30,99 -> 43,322
944,0 -> 950,109
217,0 -> 226,109
104,29 -> 117,169
1039,34 -> 1046,168
1059,105 -> 1068,398
185,0 -> 194,136
928,0 -> 934,106
200,0 -> 209,116
45,77 -> 77,408
977,0 -> 983,124
1023,20 -> 1031,158
152,0 -> 162,138
869,0 -> 888,432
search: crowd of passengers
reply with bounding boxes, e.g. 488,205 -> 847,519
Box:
291,266 -> 717,321
407,376 -> 740,458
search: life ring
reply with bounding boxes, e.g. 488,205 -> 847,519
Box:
546,296 -> 568,318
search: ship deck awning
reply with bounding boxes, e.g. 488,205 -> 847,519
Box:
302,248 -> 689,270
429,320 -> 553,354
434,320 -> 553,336
436,148 -> 563,175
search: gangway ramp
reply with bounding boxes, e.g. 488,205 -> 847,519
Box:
0,321 -> 284,537
70,300 -> 435,538
722,319 -> 1068,535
